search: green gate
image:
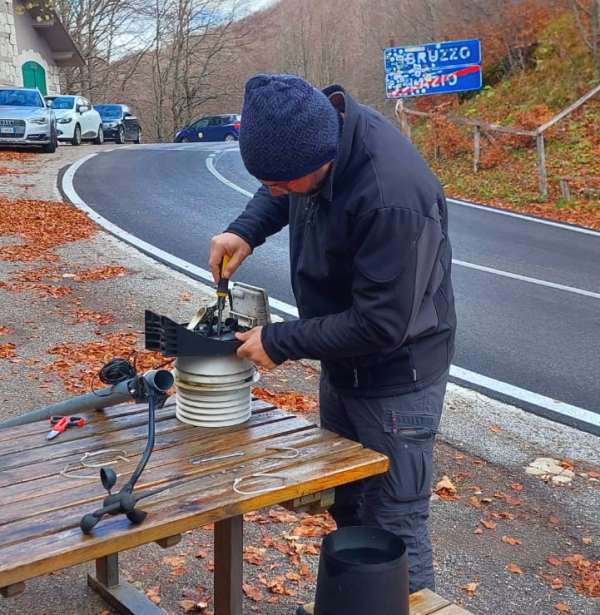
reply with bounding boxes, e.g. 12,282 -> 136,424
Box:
21,61 -> 47,96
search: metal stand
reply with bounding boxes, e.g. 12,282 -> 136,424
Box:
88,553 -> 164,615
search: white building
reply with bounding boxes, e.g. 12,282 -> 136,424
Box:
0,0 -> 82,95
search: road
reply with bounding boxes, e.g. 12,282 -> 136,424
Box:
65,142 -> 600,432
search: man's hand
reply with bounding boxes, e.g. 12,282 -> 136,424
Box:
236,326 -> 277,370
209,232 -> 251,282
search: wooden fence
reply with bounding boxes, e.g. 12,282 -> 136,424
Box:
395,82 -> 600,198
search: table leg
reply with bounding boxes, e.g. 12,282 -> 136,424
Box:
214,515 -> 243,615
88,552 -> 164,615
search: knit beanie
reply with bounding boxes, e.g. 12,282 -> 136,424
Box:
239,74 -> 340,181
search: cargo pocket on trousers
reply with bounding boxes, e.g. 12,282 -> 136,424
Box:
382,409 -> 437,503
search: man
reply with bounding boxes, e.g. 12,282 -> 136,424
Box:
209,74 -> 456,592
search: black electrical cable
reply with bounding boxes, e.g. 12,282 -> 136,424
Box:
98,357 -> 138,385
91,357 -> 138,398
122,391 -> 156,492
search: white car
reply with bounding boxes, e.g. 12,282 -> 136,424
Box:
45,95 -> 104,146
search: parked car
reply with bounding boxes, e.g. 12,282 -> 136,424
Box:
94,104 -> 142,144
45,95 -> 103,146
174,114 -> 241,143
0,87 -> 57,153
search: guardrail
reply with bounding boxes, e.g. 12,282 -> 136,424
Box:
395,82 -> 600,198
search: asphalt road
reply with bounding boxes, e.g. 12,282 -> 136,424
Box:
68,142 -> 600,430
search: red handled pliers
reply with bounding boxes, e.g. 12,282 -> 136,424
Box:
47,415 -> 85,440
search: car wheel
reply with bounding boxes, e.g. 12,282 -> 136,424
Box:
181,137 -> 190,143
43,129 -> 57,154
71,124 -> 82,146
134,129 -> 142,145
94,126 -> 104,145
115,126 -> 125,144
224,133 -> 236,142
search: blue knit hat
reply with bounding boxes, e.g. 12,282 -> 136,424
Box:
239,74 -> 340,181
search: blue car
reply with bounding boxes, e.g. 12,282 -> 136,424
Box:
174,114 -> 240,143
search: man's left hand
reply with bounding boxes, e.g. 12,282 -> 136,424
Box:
235,326 -> 277,370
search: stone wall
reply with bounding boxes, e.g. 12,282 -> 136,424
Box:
0,0 -> 17,87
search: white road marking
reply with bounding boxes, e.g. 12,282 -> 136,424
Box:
448,197 -> 600,237
207,151 -> 600,300
61,149 -> 599,431
450,366 -> 600,429
206,152 -> 254,198
454,260 -> 600,299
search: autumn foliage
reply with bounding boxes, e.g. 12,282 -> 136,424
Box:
0,198 -> 96,261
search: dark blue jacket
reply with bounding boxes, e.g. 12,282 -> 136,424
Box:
227,86 -> 456,396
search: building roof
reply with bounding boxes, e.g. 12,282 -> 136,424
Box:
26,6 -> 84,67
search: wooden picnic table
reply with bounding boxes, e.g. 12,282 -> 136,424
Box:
0,398 -> 388,614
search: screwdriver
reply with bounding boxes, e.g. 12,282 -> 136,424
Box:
216,255 -> 230,336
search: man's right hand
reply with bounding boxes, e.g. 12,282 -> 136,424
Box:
209,232 -> 252,282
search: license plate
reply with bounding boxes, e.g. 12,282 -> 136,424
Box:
0,127 -> 15,135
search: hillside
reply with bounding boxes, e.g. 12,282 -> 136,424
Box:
411,10 -> 600,229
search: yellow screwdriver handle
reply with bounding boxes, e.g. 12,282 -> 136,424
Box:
220,255 -> 230,278
216,255 -> 230,297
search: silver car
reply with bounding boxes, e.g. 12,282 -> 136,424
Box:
0,87 -> 57,153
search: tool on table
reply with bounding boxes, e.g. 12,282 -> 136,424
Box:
47,415 -> 85,440
190,451 -> 245,465
79,368 -> 174,534
215,255 -> 230,337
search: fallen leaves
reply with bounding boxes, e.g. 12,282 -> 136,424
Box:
73,309 -> 115,326
0,151 -> 34,162
178,598 -> 210,613
563,553 -> 600,597
242,583 -> 263,602
507,563 -> 524,574
0,197 -> 96,262
269,507 -> 298,524
291,513 -> 336,538
46,331 -> 170,393
243,545 -> 266,566
462,582 -> 479,595
251,387 -> 317,413
434,475 -> 459,500
501,535 -> 522,546
0,326 -> 9,335
73,265 -> 128,281
0,342 -> 16,359
550,578 -> 564,590
554,603 -> 570,613
480,519 -> 497,530
145,585 -> 161,605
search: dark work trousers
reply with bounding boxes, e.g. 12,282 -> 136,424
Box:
319,370 -> 448,593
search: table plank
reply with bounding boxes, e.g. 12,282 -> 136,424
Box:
0,445 -> 387,587
409,588 -> 451,614
0,429 -> 360,548
435,605 -> 474,614
0,425 -> 339,531
0,407 -> 290,487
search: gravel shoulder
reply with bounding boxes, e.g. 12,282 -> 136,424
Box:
0,145 -> 597,615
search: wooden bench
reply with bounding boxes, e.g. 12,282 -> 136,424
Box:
0,398 -> 388,614
300,588 -> 474,614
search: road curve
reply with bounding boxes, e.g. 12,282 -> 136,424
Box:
65,143 -> 600,433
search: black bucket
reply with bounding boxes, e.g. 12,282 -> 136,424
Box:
313,526 -> 409,615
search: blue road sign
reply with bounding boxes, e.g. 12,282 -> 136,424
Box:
384,39 -> 482,98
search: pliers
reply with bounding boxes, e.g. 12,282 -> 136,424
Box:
47,415 -> 85,440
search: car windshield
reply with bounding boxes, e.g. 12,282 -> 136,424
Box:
0,89 -> 43,108
48,96 -> 75,110
95,105 -> 122,119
